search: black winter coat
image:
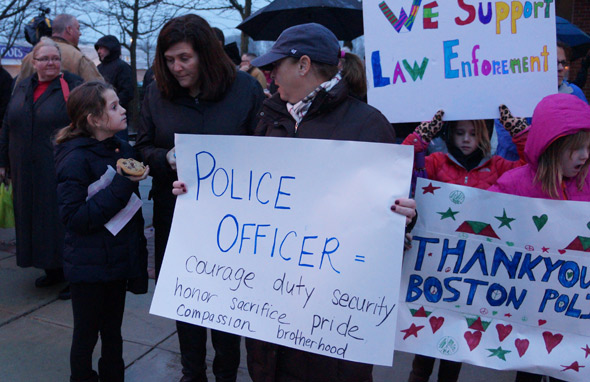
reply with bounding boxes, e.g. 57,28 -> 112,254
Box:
256,80 -> 395,142
135,71 -> 264,252
247,80 -> 395,382
0,66 -> 12,123
0,71 -> 82,269
95,35 -> 134,110
54,136 -> 148,293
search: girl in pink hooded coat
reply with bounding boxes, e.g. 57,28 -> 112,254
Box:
490,93 -> 590,382
490,93 -> 590,201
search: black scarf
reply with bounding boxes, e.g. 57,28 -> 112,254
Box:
448,144 -> 484,171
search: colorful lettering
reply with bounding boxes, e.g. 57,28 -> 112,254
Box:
379,0 -> 423,32
423,1 -> 439,29
455,0 -> 476,25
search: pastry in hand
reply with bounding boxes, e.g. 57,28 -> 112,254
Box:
117,158 -> 146,176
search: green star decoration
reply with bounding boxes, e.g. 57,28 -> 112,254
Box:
495,209 -> 516,229
437,208 -> 459,221
487,346 -> 511,361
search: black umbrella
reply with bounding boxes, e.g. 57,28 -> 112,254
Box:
237,0 -> 363,41
557,16 -> 590,60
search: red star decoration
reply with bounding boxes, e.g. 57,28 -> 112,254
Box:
428,252 -> 433,257
401,323 -> 424,340
504,313 -> 512,318
542,246 -> 549,253
561,361 -> 584,372
582,345 -> 590,358
422,182 -> 441,194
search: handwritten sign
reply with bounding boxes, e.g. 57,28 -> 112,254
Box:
396,178 -> 590,380
150,134 -> 413,365
363,0 -> 557,122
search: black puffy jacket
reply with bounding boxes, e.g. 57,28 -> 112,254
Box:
255,80 -> 395,143
95,35 -> 134,109
54,136 -> 147,293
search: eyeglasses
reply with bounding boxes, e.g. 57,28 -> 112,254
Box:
557,60 -> 569,68
33,56 -> 61,63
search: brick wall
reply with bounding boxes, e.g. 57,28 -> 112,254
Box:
571,0 -> 590,99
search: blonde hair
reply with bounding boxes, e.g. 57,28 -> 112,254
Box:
449,119 -> 491,156
535,130 -> 590,198
32,36 -> 61,58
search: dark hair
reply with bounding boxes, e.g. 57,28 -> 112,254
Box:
311,61 -> 339,82
55,81 -> 114,144
557,41 -> 571,61
153,14 -> 236,101
212,27 -> 224,44
340,52 -> 367,98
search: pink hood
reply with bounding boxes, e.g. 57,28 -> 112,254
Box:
525,93 -> 590,168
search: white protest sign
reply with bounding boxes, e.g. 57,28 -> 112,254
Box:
150,134 -> 413,366
396,178 -> 590,381
363,0 -> 557,122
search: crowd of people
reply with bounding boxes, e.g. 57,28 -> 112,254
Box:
0,10 -> 588,382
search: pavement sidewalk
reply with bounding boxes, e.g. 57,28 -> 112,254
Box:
0,178 -> 517,381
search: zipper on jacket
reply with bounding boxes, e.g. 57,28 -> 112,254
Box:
294,121 -> 300,132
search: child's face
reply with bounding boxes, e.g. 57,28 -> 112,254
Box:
453,120 -> 478,156
92,89 -> 127,141
560,145 -> 590,178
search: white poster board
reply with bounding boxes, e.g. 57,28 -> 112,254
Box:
397,178 -> 590,381
150,134 -> 413,366
363,0 -> 557,122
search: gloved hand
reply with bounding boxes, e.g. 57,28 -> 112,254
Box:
499,105 -> 528,137
414,110 -> 444,143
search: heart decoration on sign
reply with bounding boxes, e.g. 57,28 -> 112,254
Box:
587,221 -> 590,230
543,331 -> 563,354
515,338 -> 530,357
532,214 -> 548,231
496,324 -> 512,342
464,330 -> 482,351
538,319 -> 547,326
429,316 -> 444,334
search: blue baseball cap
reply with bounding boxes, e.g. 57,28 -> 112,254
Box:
251,23 -> 340,68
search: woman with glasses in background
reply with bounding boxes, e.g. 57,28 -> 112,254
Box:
0,37 -> 82,298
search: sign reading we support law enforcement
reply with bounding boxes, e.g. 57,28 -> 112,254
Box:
150,134 -> 413,366
364,0 -> 557,122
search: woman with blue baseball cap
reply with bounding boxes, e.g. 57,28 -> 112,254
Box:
173,21 -> 417,382
248,22 -> 416,382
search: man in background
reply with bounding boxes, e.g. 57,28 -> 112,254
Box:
95,35 -> 134,140
17,14 -> 103,84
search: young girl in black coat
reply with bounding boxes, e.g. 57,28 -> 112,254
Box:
54,81 -> 149,382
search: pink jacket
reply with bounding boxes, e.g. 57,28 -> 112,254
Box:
489,94 -> 590,201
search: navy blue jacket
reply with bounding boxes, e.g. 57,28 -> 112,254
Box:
54,136 -> 147,293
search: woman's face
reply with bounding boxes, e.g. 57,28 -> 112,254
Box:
453,120 -> 478,156
32,46 -> 61,82
271,58 -> 304,104
164,41 -> 200,96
